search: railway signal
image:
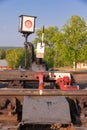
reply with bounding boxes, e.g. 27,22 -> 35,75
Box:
18,15 -> 36,68
18,15 -> 36,34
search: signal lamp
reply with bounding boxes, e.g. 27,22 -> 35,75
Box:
19,15 -> 36,34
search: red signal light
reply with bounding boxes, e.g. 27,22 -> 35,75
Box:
25,20 -> 32,28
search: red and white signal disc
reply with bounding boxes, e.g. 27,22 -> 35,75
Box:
25,20 -> 32,28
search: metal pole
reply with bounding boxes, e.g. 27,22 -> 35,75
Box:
24,34 -> 29,68
41,26 -> 44,44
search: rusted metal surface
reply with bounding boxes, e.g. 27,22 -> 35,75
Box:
75,127 -> 87,130
0,89 -> 87,96
0,96 -> 23,128
0,70 -> 87,81
0,70 -> 37,81
71,71 -> 87,84
0,70 -> 87,90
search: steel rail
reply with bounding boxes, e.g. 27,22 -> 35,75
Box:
0,88 -> 87,96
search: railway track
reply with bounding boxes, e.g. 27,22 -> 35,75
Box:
0,70 -> 87,130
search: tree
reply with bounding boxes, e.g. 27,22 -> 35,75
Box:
33,26 -> 59,46
44,47 -> 54,68
0,49 -> 6,59
6,48 -> 30,68
52,32 -> 68,67
62,15 -> 87,68
33,26 -> 60,68
33,16 -> 87,69
80,43 -> 87,62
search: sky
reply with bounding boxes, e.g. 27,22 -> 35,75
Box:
0,0 -> 87,47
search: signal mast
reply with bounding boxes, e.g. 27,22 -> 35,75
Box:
18,15 -> 36,68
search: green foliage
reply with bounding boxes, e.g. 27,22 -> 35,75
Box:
33,15 -> 87,68
6,48 -> 30,68
62,15 -> 87,67
0,49 -> 6,59
33,26 -> 59,48
44,47 -> 54,68
33,26 -> 60,68
80,43 -> 87,62
53,32 -> 67,67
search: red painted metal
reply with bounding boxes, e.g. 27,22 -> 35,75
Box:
56,76 -> 78,90
34,72 -> 44,89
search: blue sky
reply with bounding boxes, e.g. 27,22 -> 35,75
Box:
0,0 -> 87,46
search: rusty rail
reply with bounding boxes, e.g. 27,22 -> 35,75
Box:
0,88 -> 87,96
